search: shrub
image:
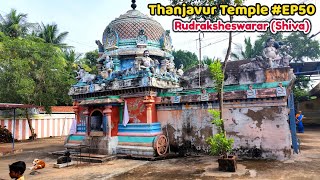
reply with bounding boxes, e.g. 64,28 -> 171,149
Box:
0,125 -> 13,143
206,110 -> 234,157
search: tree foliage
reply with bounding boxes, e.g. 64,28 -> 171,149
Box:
0,9 -> 33,38
233,31 -> 320,63
36,23 -> 69,48
231,37 -> 254,60
0,32 -> 74,112
0,9 -> 88,112
209,59 -> 224,92
172,50 -> 198,70
286,32 -> 320,62
206,109 -> 234,157
77,50 -> 99,73
207,60 -> 234,157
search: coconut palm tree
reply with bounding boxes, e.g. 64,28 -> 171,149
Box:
0,9 -> 31,38
231,37 -> 254,61
37,23 -> 69,48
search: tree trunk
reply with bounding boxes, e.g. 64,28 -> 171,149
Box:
25,109 -> 35,140
220,15 -> 233,135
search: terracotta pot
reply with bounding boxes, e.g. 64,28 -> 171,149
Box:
218,155 -> 237,172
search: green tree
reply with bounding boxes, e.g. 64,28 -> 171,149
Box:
0,32 -> 74,111
77,50 -> 99,73
207,60 -> 234,158
231,37 -> 254,60
172,50 -> 198,70
293,76 -> 312,103
202,56 -> 214,66
0,9 -> 32,38
286,32 -> 320,62
37,23 -> 69,48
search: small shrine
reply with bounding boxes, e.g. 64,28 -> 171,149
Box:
66,1 -> 296,160
67,1 -> 179,156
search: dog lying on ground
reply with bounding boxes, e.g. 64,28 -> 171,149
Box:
30,159 -> 46,170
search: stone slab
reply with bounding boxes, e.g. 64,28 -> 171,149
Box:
53,162 -> 75,168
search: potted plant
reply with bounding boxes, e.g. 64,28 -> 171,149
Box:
206,109 -> 236,172
206,60 -> 236,172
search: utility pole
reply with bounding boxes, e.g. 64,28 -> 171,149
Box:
309,30 -> 320,40
198,31 -> 204,88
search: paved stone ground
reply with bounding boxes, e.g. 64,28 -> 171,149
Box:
0,126 -> 319,179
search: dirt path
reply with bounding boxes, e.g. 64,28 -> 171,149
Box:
113,126 -> 320,179
1,127 -> 320,179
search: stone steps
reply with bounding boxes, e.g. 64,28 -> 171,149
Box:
71,154 -> 116,163
116,145 -> 155,157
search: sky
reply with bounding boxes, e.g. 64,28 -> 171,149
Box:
0,0 -> 319,61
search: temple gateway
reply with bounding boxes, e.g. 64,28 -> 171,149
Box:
66,2 -> 296,160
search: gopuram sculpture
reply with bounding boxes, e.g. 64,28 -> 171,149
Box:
69,3 -> 182,94
139,50 -> 154,71
262,37 -> 284,68
75,65 -> 96,85
239,37 -> 292,71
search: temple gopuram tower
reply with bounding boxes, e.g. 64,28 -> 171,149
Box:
67,1 -> 179,156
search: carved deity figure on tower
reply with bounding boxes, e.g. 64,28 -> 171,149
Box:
75,65 -> 96,84
262,37 -> 282,68
76,65 -> 85,81
177,64 -> 184,77
101,55 -> 114,79
140,50 -> 154,70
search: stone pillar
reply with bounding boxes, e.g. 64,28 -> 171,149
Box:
83,108 -> 90,135
143,96 -> 155,124
73,101 -> 80,124
103,106 -> 112,137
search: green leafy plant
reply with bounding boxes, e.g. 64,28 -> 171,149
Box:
206,109 -> 234,157
206,60 -> 234,157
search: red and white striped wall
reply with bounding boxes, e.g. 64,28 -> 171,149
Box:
0,114 -> 75,140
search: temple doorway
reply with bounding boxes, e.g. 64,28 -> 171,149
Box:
90,110 -> 103,132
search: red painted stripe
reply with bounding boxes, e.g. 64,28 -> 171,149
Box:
34,119 -> 38,138
0,120 -> 4,127
22,119 -> 26,140
41,119 -> 44,138
7,119 -> 12,135
52,119 -> 55,136
15,120 -> 19,140
47,119 -> 50,137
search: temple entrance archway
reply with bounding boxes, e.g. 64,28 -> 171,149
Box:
90,110 -> 103,132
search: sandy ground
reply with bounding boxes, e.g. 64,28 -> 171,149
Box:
0,126 -> 319,179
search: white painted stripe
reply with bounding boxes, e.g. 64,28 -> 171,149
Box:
4,119 -> 8,131
49,118 -> 53,136
25,119 -> 29,140
36,119 -> 42,138
60,118 -> 63,136
65,117 -> 68,135
32,119 -> 36,138
62,117 -> 68,136
64,118 -> 68,135
51,118 -> 56,136
44,119 -> 47,138
68,118 -> 72,135
54,118 -> 58,136
19,119 -> 23,140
